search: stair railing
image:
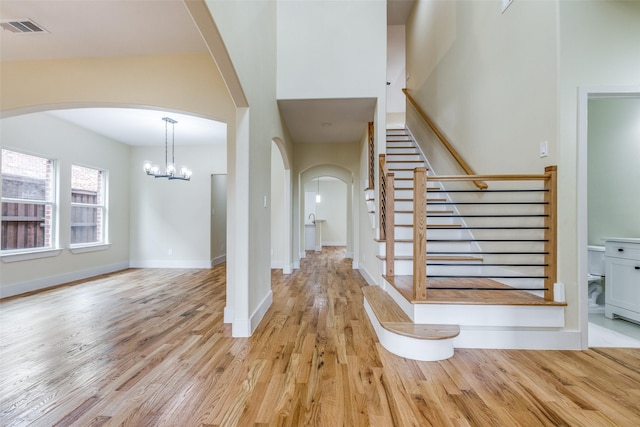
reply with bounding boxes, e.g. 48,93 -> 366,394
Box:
403,88 -> 488,191
413,166 -> 557,302
379,154 -> 396,277
367,122 -> 375,190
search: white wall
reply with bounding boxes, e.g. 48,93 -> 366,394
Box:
129,143 -> 226,268
304,178 -> 347,245
211,174 -> 227,264
206,0 -> 293,336
406,0 -> 558,174
1,113 -> 130,297
405,0 -> 640,340
387,24 -> 406,127
271,142 -> 285,268
587,98 -> 640,245
277,0 -> 387,100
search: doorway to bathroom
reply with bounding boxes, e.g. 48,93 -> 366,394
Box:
579,86 -> 640,347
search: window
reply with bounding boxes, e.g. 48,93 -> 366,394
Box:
1,149 -> 56,252
70,165 -> 106,246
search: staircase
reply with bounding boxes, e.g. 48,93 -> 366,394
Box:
362,128 -> 566,361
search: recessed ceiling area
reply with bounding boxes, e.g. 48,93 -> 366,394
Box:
47,108 -> 226,146
278,98 -> 377,144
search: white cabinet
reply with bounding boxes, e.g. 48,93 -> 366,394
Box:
604,238 -> 640,324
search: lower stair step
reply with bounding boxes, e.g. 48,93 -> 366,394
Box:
362,286 -> 459,361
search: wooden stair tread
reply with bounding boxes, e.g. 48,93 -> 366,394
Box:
395,224 -> 462,228
395,210 -> 454,214
377,255 -> 484,262
362,286 -> 460,340
396,198 -> 447,202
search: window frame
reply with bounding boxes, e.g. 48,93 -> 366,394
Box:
1,148 -> 59,259
69,164 -> 108,249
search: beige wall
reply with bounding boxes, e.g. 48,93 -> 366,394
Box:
0,53 -> 234,122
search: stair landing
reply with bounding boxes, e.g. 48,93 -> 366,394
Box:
383,275 -> 566,306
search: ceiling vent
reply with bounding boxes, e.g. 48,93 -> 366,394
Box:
0,19 -> 48,34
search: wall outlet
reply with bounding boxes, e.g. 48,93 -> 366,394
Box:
168,248 -> 173,256
539,141 -> 548,158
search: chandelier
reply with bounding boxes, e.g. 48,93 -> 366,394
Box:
143,117 -> 192,181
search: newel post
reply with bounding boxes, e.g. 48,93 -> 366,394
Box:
544,166 -> 557,301
413,167 -> 428,301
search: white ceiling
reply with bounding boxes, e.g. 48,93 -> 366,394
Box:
1,0 -> 413,146
47,108 -> 227,146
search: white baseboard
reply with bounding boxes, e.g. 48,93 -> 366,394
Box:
232,289 -> 273,337
454,329 -> 582,350
129,260 -> 212,268
322,242 -> 347,246
345,251 -> 354,259
212,255 -> 226,266
224,306 -> 235,324
357,264 -> 378,287
271,260 -> 283,269
251,289 -> 273,333
0,261 -> 130,299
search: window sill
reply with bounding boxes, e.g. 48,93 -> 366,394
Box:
1,248 -> 63,263
69,243 -> 111,254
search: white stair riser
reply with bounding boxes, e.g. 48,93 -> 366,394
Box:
378,241 -> 473,257
394,212 -> 455,225
385,154 -> 422,161
387,162 -> 425,170
394,180 -> 414,189
386,148 -> 418,155
394,227 -> 463,240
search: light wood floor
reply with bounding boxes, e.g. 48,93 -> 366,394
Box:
1,247 -> 639,426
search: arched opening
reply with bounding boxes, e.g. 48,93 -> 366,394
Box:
0,105 -> 227,297
297,165 -> 357,267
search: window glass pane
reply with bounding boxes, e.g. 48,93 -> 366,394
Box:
1,202 -> 49,250
1,149 -> 55,251
71,206 -> 101,244
71,165 -> 105,245
71,165 -> 103,205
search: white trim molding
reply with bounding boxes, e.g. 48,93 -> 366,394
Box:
0,261 -> 129,299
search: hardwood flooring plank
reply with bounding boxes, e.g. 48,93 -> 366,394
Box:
1,248 -> 640,426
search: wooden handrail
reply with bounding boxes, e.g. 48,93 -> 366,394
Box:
426,173 -> 551,182
402,88 -> 488,190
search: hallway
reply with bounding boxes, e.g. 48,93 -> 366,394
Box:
1,248 -> 639,425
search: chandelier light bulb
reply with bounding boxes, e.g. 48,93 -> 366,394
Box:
142,117 -> 191,181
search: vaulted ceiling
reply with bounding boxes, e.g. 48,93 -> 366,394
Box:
1,0 -> 413,146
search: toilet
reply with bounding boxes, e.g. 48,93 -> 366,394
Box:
588,245 -> 605,311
